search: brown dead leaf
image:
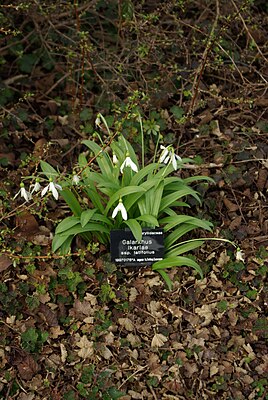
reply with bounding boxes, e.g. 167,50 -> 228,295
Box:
97,344 -> 113,360
60,343 -> 67,363
38,303 -> 58,327
223,198 -> 239,212
151,333 -> 168,348
129,287 -> 138,302
17,353 -> 39,380
147,301 -> 163,318
229,216 -> 242,231
17,394 -> 35,400
33,138 -> 48,158
50,326 -> 65,339
127,333 -> 141,347
148,353 -> 163,379
15,211 -> 39,234
0,255 -> 12,272
69,299 -> 94,319
118,317 -> 134,331
255,355 -> 268,375
195,304 -> 216,326
183,361 -> 199,377
76,335 -> 94,359
210,363 -> 219,377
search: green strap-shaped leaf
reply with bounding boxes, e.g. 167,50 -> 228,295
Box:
160,215 -> 213,232
55,216 -> 80,234
82,140 -> 113,177
130,163 -> 159,186
61,189 -> 83,217
164,224 -> 197,248
159,188 -> 201,211
123,219 -> 142,242
57,222 -> 110,236
80,209 -> 96,228
52,234 -> 74,253
157,269 -> 173,291
136,214 -> 159,227
165,240 -> 205,257
40,160 -> 59,179
152,256 -> 203,278
105,186 -> 146,214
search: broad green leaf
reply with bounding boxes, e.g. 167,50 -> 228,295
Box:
118,135 -> 139,166
82,140 -> 113,177
130,163 -> 159,186
166,240 -> 205,257
55,216 -> 80,234
91,213 -> 113,226
52,234 -> 74,253
40,160 -> 59,178
123,219 -> 142,241
136,214 -> 159,227
125,178 -> 160,212
105,186 -> 146,214
83,187 -> 105,213
61,189 -> 83,217
157,269 -> 173,291
57,222 -> 110,236
152,256 -> 203,278
160,215 -> 213,232
164,224 -> 197,249
145,178 -> 164,217
80,209 -> 96,228
159,188 -> 201,212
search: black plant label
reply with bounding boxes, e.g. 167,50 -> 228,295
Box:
110,229 -> 164,266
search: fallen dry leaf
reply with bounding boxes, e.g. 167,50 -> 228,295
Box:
195,304 -> 216,326
60,343 -> 67,363
151,333 -> 168,348
0,255 -> 12,273
118,317 -> 134,331
17,354 -> 39,380
76,335 -> 94,359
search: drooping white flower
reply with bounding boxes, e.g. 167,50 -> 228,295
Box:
170,151 -> 182,171
72,174 -> 80,185
236,248 -> 245,262
159,145 -> 169,164
159,145 -> 182,171
120,154 -> 138,173
112,153 -> 119,165
30,179 -> 41,194
95,114 -> 101,127
41,179 -> 62,200
112,198 -> 128,220
14,183 -> 32,202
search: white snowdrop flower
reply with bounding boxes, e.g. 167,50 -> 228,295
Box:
236,248 -> 245,262
112,153 -> 119,165
159,145 -> 182,171
95,114 -> 101,127
170,151 -> 182,171
41,179 -> 62,200
159,145 -> 170,164
14,183 -> 32,202
120,154 -> 138,173
112,198 -> 128,221
30,180 -> 41,193
72,174 -> 80,185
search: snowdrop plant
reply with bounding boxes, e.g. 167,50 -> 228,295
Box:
36,114 -> 240,289
38,114 -> 216,289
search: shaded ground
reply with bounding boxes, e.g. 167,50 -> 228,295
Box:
0,1 -> 268,399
